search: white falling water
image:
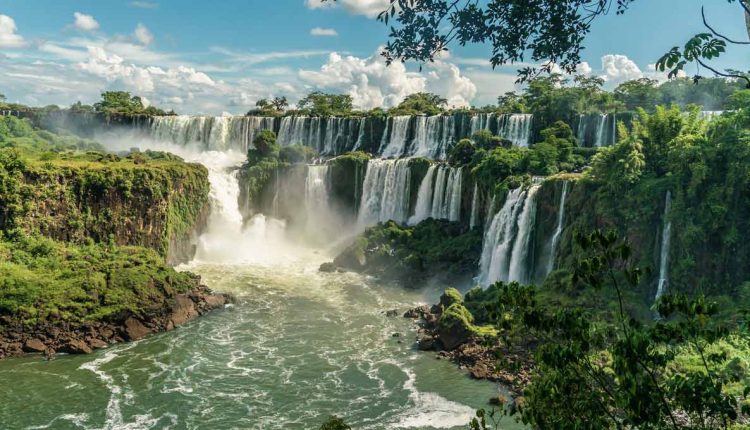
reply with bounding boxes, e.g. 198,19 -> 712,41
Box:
446,167 -> 463,222
479,183 -> 542,285
430,167 -> 448,220
409,165 -> 437,225
699,110 -> 724,120
469,184 -> 479,229
149,116 -> 274,152
654,191 -> 672,303
468,113 -> 533,147
594,114 -> 608,148
546,181 -> 569,275
498,114 -> 534,147
381,116 -> 411,158
410,116 -> 456,159
305,165 -> 330,217
357,159 -> 412,227
186,151 -> 295,265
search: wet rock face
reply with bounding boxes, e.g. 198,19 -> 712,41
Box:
124,317 -> 152,341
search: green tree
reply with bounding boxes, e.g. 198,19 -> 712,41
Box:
496,92 -> 527,113
327,0 -> 748,85
471,129 -> 508,151
297,92 -> 353,116
390,92 -> 447,115
476,230 -> 746,429
614,78 -> 660,111
271,96 -> 289,111
247,129 -> 279,163
588,123 -> 646,190
255,98 -> 271,110
0,93 -> 6,102
448,138 -> 476,166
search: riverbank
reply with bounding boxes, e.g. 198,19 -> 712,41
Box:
0,285 -> 227,359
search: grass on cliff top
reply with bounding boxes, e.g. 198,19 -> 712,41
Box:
0,231 -> 199,327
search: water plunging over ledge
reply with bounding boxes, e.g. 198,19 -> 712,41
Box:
0,136 -> 519,430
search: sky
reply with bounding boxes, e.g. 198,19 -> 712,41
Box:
0,0 -> 747,114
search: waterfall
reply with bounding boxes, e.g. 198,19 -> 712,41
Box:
469,184 -> 479,229
654,191 -> 672,303
498,114 -> 533,147
357,159 -> 412,227
305,165 -> 330,216
381,116 -> 411,158
430,166 -> 448,220
546,181 -> 569,275
479,183 -> 542,285
446,167 -> 463,222
409,165 -> 437,225
699,110 -> 724,120
594,114 -> 608,148
410,116 -> 456,159
148,115 -> 274,152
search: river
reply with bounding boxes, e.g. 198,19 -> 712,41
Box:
0,140 -> 522,429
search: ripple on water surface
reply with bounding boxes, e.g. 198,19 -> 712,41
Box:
0,256 -> 521,429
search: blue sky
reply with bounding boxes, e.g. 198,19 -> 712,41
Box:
0,0 -> 746,114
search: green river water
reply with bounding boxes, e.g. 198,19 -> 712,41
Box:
0,253 -> 522,429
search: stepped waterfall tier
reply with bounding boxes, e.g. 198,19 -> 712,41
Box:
137,112 -> 536,160
479,182 -> 542,286
654,191 -> 673,303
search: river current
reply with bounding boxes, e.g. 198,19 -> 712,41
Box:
0,140 -> 521,429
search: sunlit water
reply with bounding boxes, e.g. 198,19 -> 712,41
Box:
0,254 -> 519,429
0,133 -> 523,429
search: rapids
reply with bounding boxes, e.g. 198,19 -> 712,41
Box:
0,137 -> 520,430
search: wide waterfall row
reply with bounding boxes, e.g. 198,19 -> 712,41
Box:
148,116 -> 274,152
479,182 -> 542,286
141,113 -> 535,159
576,114 -> 617,147
276,116 -> 365,155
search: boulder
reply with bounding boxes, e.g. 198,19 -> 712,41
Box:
319,262 -> 337,273
89,339 -> 109,350
436,304 -> 475,350
170,295 -> 199,326
203,295 -> 226,309
66,339 -> 93,354
417,335 -> 435,351
439,288 -> 464,309
124,317 -> 151,341
385,309 -> 399,317
23,339 -> 47,353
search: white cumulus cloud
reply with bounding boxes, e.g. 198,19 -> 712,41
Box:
310,27 -> 338,37
73,12 -> 100,32
0,14 -> 25,48
133,23 -> 154,45
600,54 -> 643,84
298,49 -> 476,109
305,0 -> 391,18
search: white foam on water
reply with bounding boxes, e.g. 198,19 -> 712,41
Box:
391,364 -> 477,429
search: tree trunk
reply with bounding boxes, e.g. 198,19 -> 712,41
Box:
746,0 -> 750,41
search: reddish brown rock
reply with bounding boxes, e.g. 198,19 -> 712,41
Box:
170,295 -> 199,326
66,339 -> 93,354
89,339 -> 108,349
23,339 -> 47,353
124,317 -> 151,341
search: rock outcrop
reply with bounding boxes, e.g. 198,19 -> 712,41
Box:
0,285 -> 228,359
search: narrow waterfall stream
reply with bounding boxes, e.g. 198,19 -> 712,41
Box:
654,191 -> 673,304
546,181 -> 569,275
0,138 -> 518,430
